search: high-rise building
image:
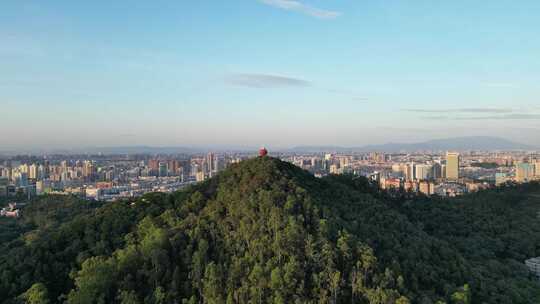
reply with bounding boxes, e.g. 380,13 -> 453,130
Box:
206,153 -> 216,174
441,164 -> 447,179
415,164 -> 432,180
535,161 -> 540,177
105,170 -> 115,181
28,164 -> 38,180
339,157 -> 349,169
446,152 -> 460,180
1,167 -> 11,180
196,171 -> 206,182
405,163 -> 416,181
61,161 -> 69,174
178,167 -> 185,183
83,161 -> 95,179
19,164 -> 29,175
148,159 -> 160,176
167,160 -> 180,176
43,160 -> 50,177
371,153 -> 385,163
431,162 -> 442,179
311,157 -> 320,170
159,162 -> 168,177
214,157 -> 221,172
38,165 -> 45,180
15,172 -> 28,187
515,162 -> 534,183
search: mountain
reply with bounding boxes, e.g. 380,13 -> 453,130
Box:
284,145 -> 358,153
360,136 -> 536,152
1,157 -> 539,303
289,136 -> 536,153
0,145 -> 256,156
2,136 -> 533,156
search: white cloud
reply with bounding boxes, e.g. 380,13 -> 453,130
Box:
403,108 -> 513,114
224,73 -> 310,88
259,0 -> 341,19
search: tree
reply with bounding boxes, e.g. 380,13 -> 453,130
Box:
20,283 -> 49,304
117,290 -> 140,304
329,271 -> 342,304
248,263 -> 266,304
202,262 -> 224,304
67,256 -> 117,304
451,284 -> 471,304
1,158 -> 539,304
153,286 -> 166,304
396,296 -> 410,304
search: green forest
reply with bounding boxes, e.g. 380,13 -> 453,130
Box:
0,157 -> 539,303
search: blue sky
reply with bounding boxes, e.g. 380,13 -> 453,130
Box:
1,0 -> 540,149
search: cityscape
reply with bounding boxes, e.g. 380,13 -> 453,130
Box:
1,1 -> 540,303
1,147 -> 539,208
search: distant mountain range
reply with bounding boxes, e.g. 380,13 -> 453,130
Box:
0,146 -> 201,156
1,136 -> 536,156
288,136 -> 537,153
0,145 -> 255,156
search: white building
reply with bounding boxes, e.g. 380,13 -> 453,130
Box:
525,257 -> 540,280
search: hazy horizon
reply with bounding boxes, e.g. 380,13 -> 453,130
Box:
2,1 -> 540,148
0,136 -> 537,155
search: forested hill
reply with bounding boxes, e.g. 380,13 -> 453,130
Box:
1,157 -> 539,304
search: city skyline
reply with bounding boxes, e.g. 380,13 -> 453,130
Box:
2,148 -> 539,201
2,1 -> 540,148
1,3 -> 540,301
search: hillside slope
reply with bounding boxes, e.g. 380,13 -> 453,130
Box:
0,157 -> 539,304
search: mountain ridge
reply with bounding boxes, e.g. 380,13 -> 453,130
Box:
1,136 -> 536,156
289,136 -> 536,153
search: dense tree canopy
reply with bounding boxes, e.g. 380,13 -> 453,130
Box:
0,157 -> 538,303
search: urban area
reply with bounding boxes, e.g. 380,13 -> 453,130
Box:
1,149 -> 539,207
1,148 -> 540,284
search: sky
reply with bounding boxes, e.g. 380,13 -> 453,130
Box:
1,0 -> 540,149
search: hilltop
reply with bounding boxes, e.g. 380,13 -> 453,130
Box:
0,157 -> 539,303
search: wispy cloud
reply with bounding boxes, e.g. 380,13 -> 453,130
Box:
404,108 -> 513,114
421,115 -> 450,120
225,73 -> 310,88
421,114 -> 540,120
466,114 -> 540,120
259,0 -> 341,19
